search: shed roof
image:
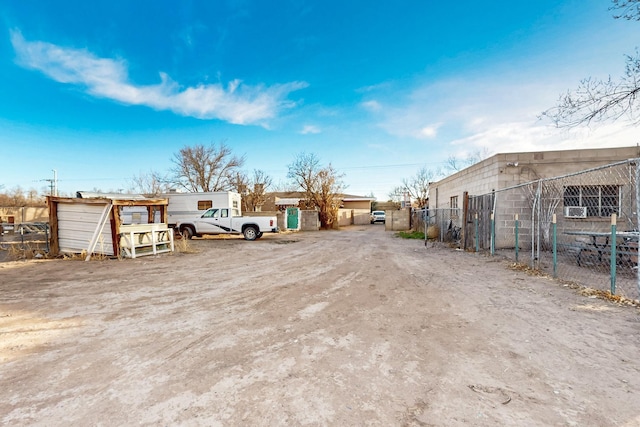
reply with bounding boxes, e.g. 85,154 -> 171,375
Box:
49,196 -> 168,207
275,198 -> 301,205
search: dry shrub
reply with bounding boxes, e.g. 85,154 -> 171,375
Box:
62,250 -> 109,261
174,235 -> 198,254
5,242 -> 50,261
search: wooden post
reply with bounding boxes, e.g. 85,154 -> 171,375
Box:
111,204 -> 122,256
47,197 -> 59,256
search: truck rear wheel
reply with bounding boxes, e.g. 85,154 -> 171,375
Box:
243,226 -> 258,241
181,225 -> 195,240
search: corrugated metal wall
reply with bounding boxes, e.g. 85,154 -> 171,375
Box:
57,203 -> 114,255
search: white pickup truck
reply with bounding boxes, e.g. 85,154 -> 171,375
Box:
177,207 -> 278,241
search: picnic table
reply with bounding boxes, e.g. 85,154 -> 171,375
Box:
565,230 -> 639,267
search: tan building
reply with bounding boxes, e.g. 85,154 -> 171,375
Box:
262,192 -> 375,226
429,146 -> 640,250
0,206 -> 49,226
430,146 -> 640,213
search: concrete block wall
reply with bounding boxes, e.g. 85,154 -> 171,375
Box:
385,209 -> 410,231
300,210 -> 320,231
337,208 -> 371,226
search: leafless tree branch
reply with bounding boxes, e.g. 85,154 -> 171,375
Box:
611,0 -> 640,20
171,142 -> 245,192
541,1 -> 640,129
287,153 -> 345,229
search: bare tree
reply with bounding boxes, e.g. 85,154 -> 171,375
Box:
0,186 -> 44,207
541,1 -> 640,127
611,0 -> 640,20
231,171 -> 251,211
247,170 -> 273,212
232,169 -> 273,212
388,186 -> 404,203
287,153 -> 345,229
401,167 -> 436,208
172,142 -> 245,192
129,170 -> 171,196
271,180 -> 299,192
445,148 -> 490,172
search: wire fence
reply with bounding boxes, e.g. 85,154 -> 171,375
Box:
0,222 -> 50,260
412,207 -> 462,243
417,159 -> 640,300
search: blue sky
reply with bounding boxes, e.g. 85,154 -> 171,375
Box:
1,0 -> 638,200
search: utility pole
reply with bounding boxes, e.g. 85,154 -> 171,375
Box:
41,169 -> 58,196
52,169 -> 58,196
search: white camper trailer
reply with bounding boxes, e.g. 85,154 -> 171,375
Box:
164,192 -> 242,227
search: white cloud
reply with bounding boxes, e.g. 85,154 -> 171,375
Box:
376,110 -> 441,139
448,119 -> 639,157
300,125 -> 321,134
366,62 -> 639,158
419,126 -> 438,138
360,100 -> 382,112
10,30 -> 307,125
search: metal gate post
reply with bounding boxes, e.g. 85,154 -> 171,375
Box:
552,214 -> 557,278
536,181 -> 542,268
515,214 -> 519,263
610,213 -> 617,295
636,159 -> 640,298
490,212 -> 495,256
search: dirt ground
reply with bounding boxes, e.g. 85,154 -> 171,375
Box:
1,225 -> 639,426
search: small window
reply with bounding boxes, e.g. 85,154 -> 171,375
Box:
202,209 -> 218,218
198,200 -> 213,210
221,209 -> 229,218
450,196 -> 458,217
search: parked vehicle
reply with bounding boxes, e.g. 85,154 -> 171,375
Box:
167,191 -> 278,241
370,210 -> 386,224
164,191 -> 241,228
178,207 -> 277,240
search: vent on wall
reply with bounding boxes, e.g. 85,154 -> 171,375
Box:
564,206 -> 587,219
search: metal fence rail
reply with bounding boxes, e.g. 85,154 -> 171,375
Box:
419,159 -> 640,299
0,222 -> 50,259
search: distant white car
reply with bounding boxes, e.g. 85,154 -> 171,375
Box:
370,211 -> 386,224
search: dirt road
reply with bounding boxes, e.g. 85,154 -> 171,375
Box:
1,226 -> 639,426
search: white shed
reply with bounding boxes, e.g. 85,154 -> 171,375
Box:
48,195 -> 173,259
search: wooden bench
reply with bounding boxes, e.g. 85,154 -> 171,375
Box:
119,224 -> 174,259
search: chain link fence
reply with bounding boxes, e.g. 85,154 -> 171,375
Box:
0,222 -> 50,261
453,159 -> 640,299
412,207 -> 462,243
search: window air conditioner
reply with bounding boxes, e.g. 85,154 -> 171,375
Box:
564,206 -> 587,219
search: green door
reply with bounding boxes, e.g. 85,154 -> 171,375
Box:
286,208 -> 299,229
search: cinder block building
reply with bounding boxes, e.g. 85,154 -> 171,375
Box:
429,146 -> 640,250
